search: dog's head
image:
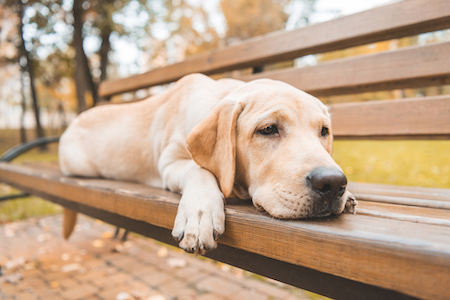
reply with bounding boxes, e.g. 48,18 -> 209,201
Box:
186,79 -> 349,219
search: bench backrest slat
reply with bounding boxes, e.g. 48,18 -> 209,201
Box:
241,42 -> 450,97
98,0 -> 450,98
330,96 -> 450,140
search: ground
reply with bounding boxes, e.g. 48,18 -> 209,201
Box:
0,214 -> 327,300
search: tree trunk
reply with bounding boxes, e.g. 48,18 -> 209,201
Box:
18,1 -> 45,147
99,29 -> 111,82
83,47 -> 98,106
19,63 -> 27,143
99,26 -> 112,102
72,0 -> 88,113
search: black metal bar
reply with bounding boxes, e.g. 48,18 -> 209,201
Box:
121,230 -> 129,241
0,136 -> 60,162
24,190 -> 416,300
252,66 -> 264,74
0,193 -> 30,202
114,227 -> 121,239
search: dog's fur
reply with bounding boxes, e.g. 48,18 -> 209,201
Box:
59,74 -> 355,254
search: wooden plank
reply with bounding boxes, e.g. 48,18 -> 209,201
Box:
357,201 -> 450,226
349,181 -> 450,201
48,197 -> 418,300
1,162 -> 450,299
328,95 -> 450,139
242,41 -> 450,97
98,0 -> 450,97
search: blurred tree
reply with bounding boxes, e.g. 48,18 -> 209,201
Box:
72,0 -> 90,112
221,0 -> 289,43
17,0 -> 45,144
73,0 -> 151,105
1,0 -> 49,144
220,0 -> 317,74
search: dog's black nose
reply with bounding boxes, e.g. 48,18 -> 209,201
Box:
307,167 -> 347,205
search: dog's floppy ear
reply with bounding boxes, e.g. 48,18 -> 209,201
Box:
186,100 -> 244,198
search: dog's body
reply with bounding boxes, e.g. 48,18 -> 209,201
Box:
59,74 -> 356,254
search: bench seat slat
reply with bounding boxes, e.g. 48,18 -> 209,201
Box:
1,162 -> 449,300
98,0 -> 450,97
357,201 -> 450,225
242,41 -> 450,97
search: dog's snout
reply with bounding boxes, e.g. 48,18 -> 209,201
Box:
307,167 -> 347,204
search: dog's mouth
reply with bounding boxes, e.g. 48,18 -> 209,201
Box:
253,200 -> 332,219
310,208 -> 332,218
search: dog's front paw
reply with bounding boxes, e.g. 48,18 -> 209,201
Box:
344,191 -> 358,214
171,197 -> 225,255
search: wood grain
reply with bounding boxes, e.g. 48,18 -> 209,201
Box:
44,196 -> 416,300
1,162 -> 450,300
357,200 -> 450,222
242,41 -> 450,97
98,0 -> 450,97
328,95 -> 450,139
348,181 -> 450,201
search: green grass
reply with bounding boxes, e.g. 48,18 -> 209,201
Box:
0,129 -> 61,223
333,140 -> 450,189
0,194 -> 62,224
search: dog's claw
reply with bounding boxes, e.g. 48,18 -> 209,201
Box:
213,229 -> 220,240
173,231 -> 184,242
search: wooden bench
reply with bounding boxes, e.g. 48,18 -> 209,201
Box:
1,0 -> 450,299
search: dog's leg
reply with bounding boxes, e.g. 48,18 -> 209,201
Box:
161,159 -> 225,255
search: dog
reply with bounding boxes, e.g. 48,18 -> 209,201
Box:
59,73 -> 357,254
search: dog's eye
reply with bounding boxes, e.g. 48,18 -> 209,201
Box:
258,125 -> 278,135
321,127 -> 329,137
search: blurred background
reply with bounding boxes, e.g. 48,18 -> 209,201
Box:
0,0 -> 449,222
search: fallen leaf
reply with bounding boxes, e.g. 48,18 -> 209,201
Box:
220,264 -> 231,272
123,241 -> 133,248
102,231 -> 114,239
167,258 -> 186,268
36,234 -> 51,242
4,225 -> 15,238
37,247 -> 49,255
61,263 -> 80,273
112,244 -> 124,253
232,268 -> 244,278
116,292 -> 131,300
49,265 -> 59,272
156,247 -> 168,258
92,240 -> 105,248
23,262 -> 36,270
146,295 -> 166,300
5,257 -> 26,270
61,253 -> 71,261
6,273 -> 23,284
79,249 -> 88,256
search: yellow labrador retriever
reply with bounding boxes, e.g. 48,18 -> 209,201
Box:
59,73 -> 356,254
